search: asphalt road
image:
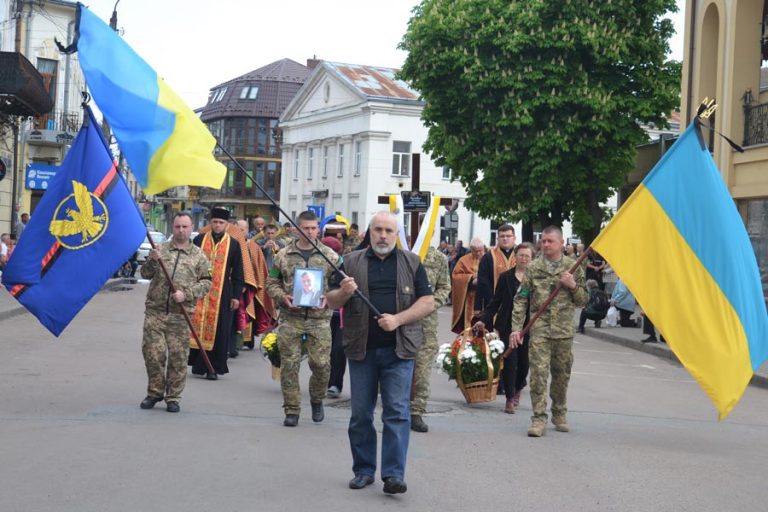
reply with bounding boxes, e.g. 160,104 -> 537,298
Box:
1,283 -> 766,511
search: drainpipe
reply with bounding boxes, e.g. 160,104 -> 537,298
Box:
62,19 -> 74,121
24,1 -> 31,57
685,0 -> 698,126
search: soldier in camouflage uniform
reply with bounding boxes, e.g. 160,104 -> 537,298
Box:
266,211 -> 340,427
139,212 -> 211,413
410,245 -> 451,432
510,226 -> 587,437
342,223 -> 363,254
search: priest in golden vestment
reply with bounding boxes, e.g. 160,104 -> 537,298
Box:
451,238 -> 486,334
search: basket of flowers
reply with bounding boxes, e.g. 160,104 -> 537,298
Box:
435,328 -> 505,404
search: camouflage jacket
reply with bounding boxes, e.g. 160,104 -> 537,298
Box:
511,255 -> 587,339
266,239 -> 340,320
421,246 -> 451,333
140,241 -> 211,315
343,235 -> 363,254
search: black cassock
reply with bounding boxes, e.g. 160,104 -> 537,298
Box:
189,232 -> 245,376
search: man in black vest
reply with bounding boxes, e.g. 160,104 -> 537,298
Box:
327,211 -> 434,495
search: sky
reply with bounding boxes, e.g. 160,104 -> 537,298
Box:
78,0 -> 687,110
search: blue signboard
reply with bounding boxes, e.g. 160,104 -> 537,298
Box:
26,163 -> 59,190
307,204 -> 325,219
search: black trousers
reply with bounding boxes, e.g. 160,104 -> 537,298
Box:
579,310 -> 605,329
618,308 -> 637,327
499,335 -> 529,400
328,313 -> 346,391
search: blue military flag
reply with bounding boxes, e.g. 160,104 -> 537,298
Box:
2,105 -> 146,336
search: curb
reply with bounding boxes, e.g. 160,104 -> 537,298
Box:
585,328 -> 768,390
0,278 -> 134,323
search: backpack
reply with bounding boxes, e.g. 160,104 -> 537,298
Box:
589,289 -> 609,314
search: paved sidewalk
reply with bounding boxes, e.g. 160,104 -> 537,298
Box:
577,315 -> 768,389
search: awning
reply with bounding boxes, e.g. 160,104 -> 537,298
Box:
0,51 -> 54,116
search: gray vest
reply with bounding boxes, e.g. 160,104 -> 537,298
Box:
342,249 -> 425,361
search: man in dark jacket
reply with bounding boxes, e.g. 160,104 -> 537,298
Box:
327,212 -> 434,495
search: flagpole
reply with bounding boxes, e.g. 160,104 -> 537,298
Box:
215,142 -> 382,317
502,247 -> 592,358
144,229 -> 217,376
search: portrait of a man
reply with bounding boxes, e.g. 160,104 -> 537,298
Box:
293,269 -> 323,307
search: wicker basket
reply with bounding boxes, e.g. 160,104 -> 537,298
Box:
454,328 -> 503,404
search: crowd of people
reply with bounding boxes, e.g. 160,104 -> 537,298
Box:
132,207 -> 663,494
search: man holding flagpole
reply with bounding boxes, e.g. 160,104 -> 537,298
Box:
140,212 -> 210,412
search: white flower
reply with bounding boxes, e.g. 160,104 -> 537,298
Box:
438,343 -> 451,354
460,348 -> 476,361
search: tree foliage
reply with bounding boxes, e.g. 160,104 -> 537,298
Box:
399,0 -> 681,242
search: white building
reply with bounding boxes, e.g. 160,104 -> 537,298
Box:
279,61 -> 492,246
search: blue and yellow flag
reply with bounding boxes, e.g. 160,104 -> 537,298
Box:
66,4 -> 225,195
2,106 -> 146,336
592,122 -> 768,419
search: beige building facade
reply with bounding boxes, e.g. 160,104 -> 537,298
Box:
680,0 -> 768,299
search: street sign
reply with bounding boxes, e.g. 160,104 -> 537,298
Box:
307,204 -> 325,219
401,190 -> 431,212
25,162 -> 59,190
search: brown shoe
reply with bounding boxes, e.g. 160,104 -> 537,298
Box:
527,420 -> 546,437
552,415 -> 570,432
504,400 -> 515,414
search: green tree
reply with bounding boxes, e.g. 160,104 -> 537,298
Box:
399,0 -> 681,243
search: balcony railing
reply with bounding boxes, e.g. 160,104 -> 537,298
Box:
744,101 -> 768,147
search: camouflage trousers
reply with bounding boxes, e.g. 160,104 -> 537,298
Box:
410,328 -> 438,416
528,336 -> 573,423
278,318 -> 331,416
142,311 -> 190,403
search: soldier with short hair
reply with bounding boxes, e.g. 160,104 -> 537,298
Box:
266,211 -> 340,427
410,245 -> 451,433
510,226 -> 587,437
139,212 -> 211,413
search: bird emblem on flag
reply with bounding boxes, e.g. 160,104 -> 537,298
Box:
49,179 -> 109,249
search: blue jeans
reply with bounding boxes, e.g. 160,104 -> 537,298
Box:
348,346 -> 414,480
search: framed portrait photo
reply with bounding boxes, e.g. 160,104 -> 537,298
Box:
292,267 -> 324,308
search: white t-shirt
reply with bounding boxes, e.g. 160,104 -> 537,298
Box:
0,242 -> 7,258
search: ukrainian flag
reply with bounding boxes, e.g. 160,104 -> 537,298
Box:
71,4 -> 225,195
592,122 -> 768,419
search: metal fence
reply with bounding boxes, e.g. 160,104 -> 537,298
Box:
743,102 -> 768,146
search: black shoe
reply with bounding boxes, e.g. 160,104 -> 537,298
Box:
229,351 -> 238,358
166,402 -> 180,413
140,396 -> 163,409
349,474 -> 375,490
577,326 -> 585,334
383,477 -> 407,494
411,415 -> 428,433
311,402 -> 324,423
205,372 -> 218,380
283,414 -> 299,427
641,336 -> 658,344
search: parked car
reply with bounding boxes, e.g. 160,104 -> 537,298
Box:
136,231 -> 167,262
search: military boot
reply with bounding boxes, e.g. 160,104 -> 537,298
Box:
411,415 -> 428,433
552,415 -> 570,433
527,420 -> 546,437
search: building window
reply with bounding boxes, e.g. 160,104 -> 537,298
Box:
744,199 -> 768,301
338,144 -> 345,177
322,146 -> 329,179
442,166 -> 452,180
392,141 -> 411,176
293,150 -> 300,180
240,86 -> 259,99
354,141 -> 362,176
351,211 -> 358,225
307,148 -> 314,180
210,87 -> 227,103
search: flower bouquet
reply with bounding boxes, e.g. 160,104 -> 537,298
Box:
259,330 -> 309,381
260,332 -> 281,380
435,328 -> 505,404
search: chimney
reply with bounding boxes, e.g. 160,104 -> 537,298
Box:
307,56 -> 321,70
